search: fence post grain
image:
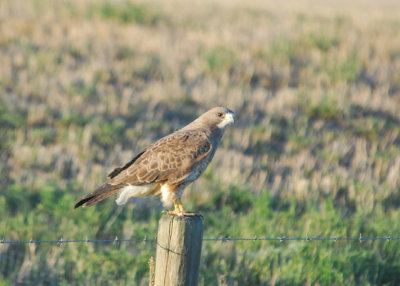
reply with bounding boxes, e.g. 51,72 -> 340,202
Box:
154,214 -> 203,286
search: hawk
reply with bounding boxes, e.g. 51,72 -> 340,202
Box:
74,107 -> 235,215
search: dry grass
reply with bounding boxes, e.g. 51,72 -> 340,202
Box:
1,0 -> 400,284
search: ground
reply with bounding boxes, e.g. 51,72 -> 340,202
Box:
1,0 -> 400,285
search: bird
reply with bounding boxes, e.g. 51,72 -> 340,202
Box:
74,106 -> 235,216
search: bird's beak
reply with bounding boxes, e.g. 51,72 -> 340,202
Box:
218,111 -> 235,129
227,111 -> 235,124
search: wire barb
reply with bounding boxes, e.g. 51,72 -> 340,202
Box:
57,238 -> 63,247
113,236 -> 119,246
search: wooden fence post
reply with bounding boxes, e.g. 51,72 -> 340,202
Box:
154,214 -> 203,286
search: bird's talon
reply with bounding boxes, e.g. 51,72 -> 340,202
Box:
168,210 -> 184,216
183,212 -> 198,217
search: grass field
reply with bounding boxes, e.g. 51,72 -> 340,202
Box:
1,0 -> 400,284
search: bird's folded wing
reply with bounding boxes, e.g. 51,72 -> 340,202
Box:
108,130 -> 212,186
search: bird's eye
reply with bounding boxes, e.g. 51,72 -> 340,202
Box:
217,112 -> 223,117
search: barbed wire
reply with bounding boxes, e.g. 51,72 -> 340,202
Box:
0,236 -> 154,246
204,234 -> 399,242
0,234 -> 399,245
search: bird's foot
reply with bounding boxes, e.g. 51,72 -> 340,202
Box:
167,199 -> 201,217
167,210 -> 184,216
181,211 -> 199,217
167,210 -> 202,218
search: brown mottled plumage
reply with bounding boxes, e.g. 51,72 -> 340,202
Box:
74,107 -> 234,215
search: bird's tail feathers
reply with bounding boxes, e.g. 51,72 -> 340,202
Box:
74,183 -> 124,208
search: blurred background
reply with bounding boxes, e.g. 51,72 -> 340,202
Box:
1,0 -> 400,284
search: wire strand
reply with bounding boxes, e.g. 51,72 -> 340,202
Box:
0,235 -> 398,245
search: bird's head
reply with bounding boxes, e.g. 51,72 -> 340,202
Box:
179,106 -> 235,135
200,106 -> 235,131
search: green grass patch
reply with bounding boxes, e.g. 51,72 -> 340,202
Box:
329,52 -> 363,84
303,32 -> 339,52
59,111 -> 91,127
0,103 -> 26,129
203,46 -> 237,74
92,119 -> 127,148
261,37 -> 298,63
89,2 -> 169,26
306,98 -> 341,121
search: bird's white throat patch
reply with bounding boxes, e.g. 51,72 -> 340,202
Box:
217,112 -> 235,129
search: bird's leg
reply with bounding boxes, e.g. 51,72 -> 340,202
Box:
177,199 -> 198,216
168,200 -> 183,216
177,199 -> 185,212
167,199 -> 198,216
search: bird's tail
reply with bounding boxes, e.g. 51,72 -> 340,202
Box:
74,183 -> 124,208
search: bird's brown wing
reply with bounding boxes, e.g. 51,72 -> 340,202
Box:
108,130 -> 212,186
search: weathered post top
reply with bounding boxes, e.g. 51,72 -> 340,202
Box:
154,214 -> 203,286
